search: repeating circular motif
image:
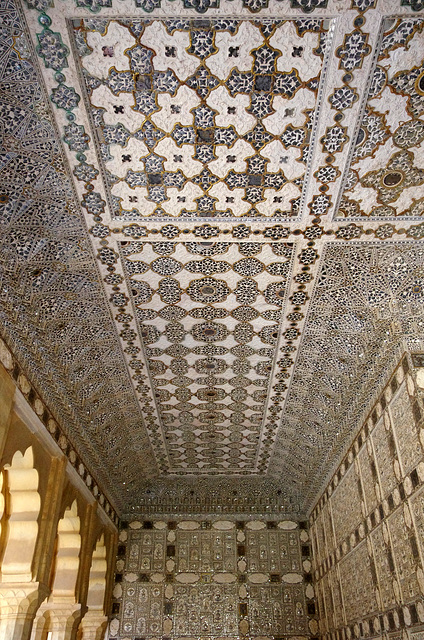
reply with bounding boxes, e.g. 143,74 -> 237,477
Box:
158,277 -> 182,304
259,325 -> 280,344
159,305 -> 186,321
148,359 -> 166,375
238,242 -> 263,255
253,389 -> 268,402
264,281 -> 288,306
154,389 -> 171,401
266,262 -> 290,277
171,375 -> 192,387
230,412 -> 245,425
255,361 -> 273,376
198,411 -> 225,424
271,243 -> 293,257
136,308 -> 157,322
232,359 -> 251,375
146,347 -> 162,357
165,344 -> 190,357
178,411 -> 194,423
193,344 -> 228,356
192,322 -> 229,342
169,358 -> 189,374
165,322 -> 186,343
196,387 -> 226,401
151,256 -> 182,275
151,242 -> 175,254
231,388 -> 247,401
124,259 -> 149,276
194,358 -> 228,374
234,278 -> 259,304
187,277 -> 230,303
258,347 -> 274,358
262,310 -> 281,322
233,257 -> 264,276
230,374 -> 251,387
190,307 -> 228,320
140,325 -> 160,343
231,305 -> 260,322
175,387 -> 192,401
131,280 -> 153,304
233,322 -> 255,344
230,344 -> 255,358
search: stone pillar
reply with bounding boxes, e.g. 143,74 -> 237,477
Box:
77,610 -> 108,640
0,582 -> 48,640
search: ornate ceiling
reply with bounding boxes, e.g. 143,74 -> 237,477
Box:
1,0 -> 424,519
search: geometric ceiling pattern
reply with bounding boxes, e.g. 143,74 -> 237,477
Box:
74,17 -> 329,219
1,0 -> 424,519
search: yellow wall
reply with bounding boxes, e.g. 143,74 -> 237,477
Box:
0,338 -> 118,640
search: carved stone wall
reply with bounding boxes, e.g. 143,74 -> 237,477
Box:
109,518 -> 316,639
310,355 -> 424,640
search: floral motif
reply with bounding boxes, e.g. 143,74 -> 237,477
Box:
37,29 -> 69,70
51,84 -> 81,111
157,278 -> 182,304
73,162 -> 99,183
361,150 -> 424,204
187,277 -> 230,303
336,30 -> 370,71
63,123 -> 90,151
320,125 -> 348,154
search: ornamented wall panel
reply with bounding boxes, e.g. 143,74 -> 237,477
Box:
71,17 -> 331,220
330,464 -> 362,546
357,444 -> 379,515
310,356 -> 424,640
387,506 -> 421,605
371,413 -> 399,500
327,567 -> 344,630
173,583 -> 239,636
110,518 -> 316,640
120,584 -> 164,636
321,503 -> 335,558
248,584 -> 307,635
246,528 -> 301,573
126,529 -> 167,571
410,486 -> 424,565
338,17 -> 424,219
175,529 -> 236,572
389,383 -> 423,476
338,541 -> 378,625
369,524 -> 397,612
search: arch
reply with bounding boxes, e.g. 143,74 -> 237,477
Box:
1,447 -> 40,582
